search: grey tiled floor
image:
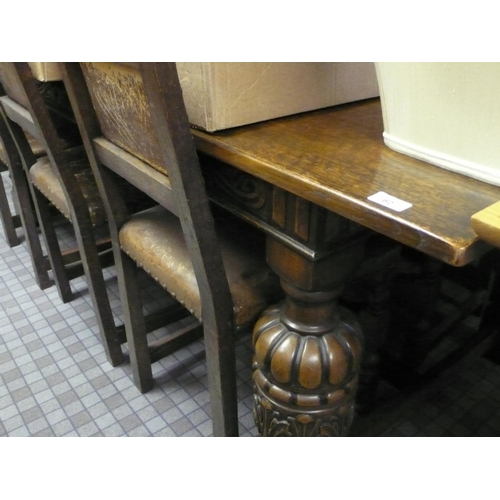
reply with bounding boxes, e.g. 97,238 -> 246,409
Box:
2,169 -> 500,437
0,171 -> 258,437
350,336 -> 500,436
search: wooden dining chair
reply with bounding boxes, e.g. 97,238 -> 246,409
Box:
1,64 -> 88,301
0,62 -> 127,367
61,62 -> 282,436
0,91 -> 52,289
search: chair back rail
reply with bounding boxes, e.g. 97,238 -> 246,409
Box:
93,138 -> 177,215
0,101 -> 24,246
0,95 -> 40,141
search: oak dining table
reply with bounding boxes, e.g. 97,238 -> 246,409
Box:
192,97 -> 500,436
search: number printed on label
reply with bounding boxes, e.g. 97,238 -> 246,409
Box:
367,191 -> 412,212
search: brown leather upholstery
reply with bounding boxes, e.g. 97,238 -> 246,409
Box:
119,205 -> 282,328
26,135 -> 45,158
0,133 -> 44,167
0,147 -> 7,169
29,155 -> 107,227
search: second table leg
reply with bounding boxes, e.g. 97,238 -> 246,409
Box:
252,235 -> 365,437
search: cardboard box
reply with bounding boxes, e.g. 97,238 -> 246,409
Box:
376,62 -> 500,186
176,62 -> 379,131
26,62 -> 379,131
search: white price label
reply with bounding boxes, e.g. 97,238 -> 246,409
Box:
367,191 -> 412,212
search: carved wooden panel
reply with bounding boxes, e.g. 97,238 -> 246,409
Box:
81,62 -> 164,174
201,153 -> 365,254
252,300 -> 362,437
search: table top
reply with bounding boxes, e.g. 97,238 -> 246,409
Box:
193,98 -> 500,266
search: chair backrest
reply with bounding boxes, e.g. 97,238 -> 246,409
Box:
0,63 -> 79,145
0,63 -> 91,223
61,62 -> 234,331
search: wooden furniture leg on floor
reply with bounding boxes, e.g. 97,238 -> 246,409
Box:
398,254 -> 444,368
0,107 -> 51,288
252,221 -> 366,436
0,157 -> 21,247
480,254 -> 500,363
0,82 -> 22,247
341,234 -> 402,414
472,201 -> 500,363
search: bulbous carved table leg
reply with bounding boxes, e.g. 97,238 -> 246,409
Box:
252,236 -> 365,437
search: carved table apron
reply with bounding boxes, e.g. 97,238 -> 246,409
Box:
193,98 -> 500,437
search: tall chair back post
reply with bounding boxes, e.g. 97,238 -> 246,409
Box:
0,85 -> 51,287
140,64 -> 237,426
61,62 -> 239,436
2,100 -> 74,302
0,141 -> 18,245
0,86 -> 22,247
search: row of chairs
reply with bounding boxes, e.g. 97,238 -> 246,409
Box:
0,62 -> 282,436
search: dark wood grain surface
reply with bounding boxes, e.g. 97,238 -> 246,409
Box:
193,98 -> 500,266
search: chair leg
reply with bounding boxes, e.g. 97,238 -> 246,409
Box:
72,220 -> 125,367
31,188 -> 74,302
119,250 -> 240,430
204,321 -> 239,437
8,163 -> 52,289
118,251 -> 153,391
0,170 -> 20,247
